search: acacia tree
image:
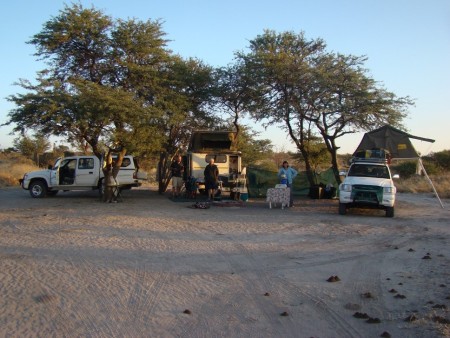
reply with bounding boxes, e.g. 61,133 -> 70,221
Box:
238,30 -> 326,185
240,30 -> 413,185
307,53 -> 413,182
6,4 -> 221,195
13,134 -> 51,165
155,57 -> 217,193
6,4 -> 161,158
213,60 -> 255,146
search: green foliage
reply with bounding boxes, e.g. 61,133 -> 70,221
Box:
432,150 -> 450,171
391,161 -> 417,178
292,135 -> 330,171
6,3 -> 219,192
13,134 -> 51,165
237,30 -> 413,185
236,128 -> 273,167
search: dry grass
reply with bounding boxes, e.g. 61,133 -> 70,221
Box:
0,153 -> 39,187
395,172 -> 450,198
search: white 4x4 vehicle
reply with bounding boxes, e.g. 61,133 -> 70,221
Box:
338,159 -> 398,217
20,155 -> 147,198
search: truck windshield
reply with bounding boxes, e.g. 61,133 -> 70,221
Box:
348,164 -> 390,179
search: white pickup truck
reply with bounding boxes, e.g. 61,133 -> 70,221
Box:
20,155 -> 147,198
338,158 -> 398,217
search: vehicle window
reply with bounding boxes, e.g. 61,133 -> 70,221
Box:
78,158 -> 95,169
348,164 -> 390,178
121,158 -> 131,167
53,159 -> 61,170
205,154 -> 227,163
60,159 -> 76,170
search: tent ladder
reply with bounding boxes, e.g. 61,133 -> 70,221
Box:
419,158 -> 444,209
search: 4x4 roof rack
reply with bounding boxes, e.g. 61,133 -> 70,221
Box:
350,157 -> 388,164
351,148 -> 390,164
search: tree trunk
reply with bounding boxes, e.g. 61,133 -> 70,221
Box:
321,134 -> 342,185
158,152 -> 172,194
299,146 -> 316,186
102,148 -> 127,202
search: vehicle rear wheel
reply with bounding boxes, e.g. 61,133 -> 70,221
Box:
386,206 -> 394,217
29,180 -> 47,198
338,202 -> 347,215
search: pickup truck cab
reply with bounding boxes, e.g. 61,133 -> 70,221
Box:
338,158 -> 398,217
20,155 -> 147,198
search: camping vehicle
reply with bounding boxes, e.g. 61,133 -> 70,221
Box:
338,151 -> 398,217
20,155 -> 147,198
184,131 -> 243,195
352,125 -> 443,209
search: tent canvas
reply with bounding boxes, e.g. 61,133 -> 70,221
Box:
354,125 -> 443,208
353,125 -> 435,159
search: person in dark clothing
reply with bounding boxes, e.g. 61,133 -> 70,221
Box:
170,155 -> 185,198
204,158 -> 219,200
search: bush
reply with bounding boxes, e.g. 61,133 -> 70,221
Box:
433,150 -> 450,171
391,161 -> 417,179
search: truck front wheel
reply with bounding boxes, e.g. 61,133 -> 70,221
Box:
29,180 -> 47,198
385,206 -> 394,218
338,202 -> 347,215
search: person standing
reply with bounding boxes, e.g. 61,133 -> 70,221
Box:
170,155 -> 184,198
277,160 -> 298,207
204,157 -> 219,201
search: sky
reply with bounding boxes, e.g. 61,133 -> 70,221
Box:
1,0 -> 449,155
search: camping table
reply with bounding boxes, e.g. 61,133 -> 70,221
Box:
266,187 -> 290,209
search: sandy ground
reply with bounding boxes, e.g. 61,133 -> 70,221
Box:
0,186 -> 449,338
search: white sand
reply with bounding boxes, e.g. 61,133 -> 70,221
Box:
0,187 -> 449,337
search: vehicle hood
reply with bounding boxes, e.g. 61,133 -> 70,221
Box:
25,169 -> 52,178
342,176 -> 394,187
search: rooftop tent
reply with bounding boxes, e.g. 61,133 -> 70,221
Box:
188,131 -> 236,152
354,125 -> 443,208
353,125 -> 435,159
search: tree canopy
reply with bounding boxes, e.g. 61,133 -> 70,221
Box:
237,30 -> 413,184
5,5 -> 415,190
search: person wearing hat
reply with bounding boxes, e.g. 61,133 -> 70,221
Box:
277,160 -> 298,207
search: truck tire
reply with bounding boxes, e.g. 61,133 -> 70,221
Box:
385,206 -> 394,218
29,180 -> 47,198
338,202 -> 347,215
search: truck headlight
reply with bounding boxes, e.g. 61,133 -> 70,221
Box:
340,184 -> 352,192
383,186 -> 396,193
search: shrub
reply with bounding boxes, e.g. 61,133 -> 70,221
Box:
433,150 -> 450,171
391,161 -> 417,179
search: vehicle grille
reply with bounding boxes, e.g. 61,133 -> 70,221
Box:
351,185 -> 383,204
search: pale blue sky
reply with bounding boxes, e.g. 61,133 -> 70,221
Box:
1,0 -> 449,154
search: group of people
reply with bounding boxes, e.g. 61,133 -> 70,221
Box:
170,156 -> 298,206
170,155 -> 219,200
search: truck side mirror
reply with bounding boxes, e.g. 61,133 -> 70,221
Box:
48,164 -> 53,170
392,174 -> 400,179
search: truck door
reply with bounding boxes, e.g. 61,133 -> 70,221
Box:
75,157 -> 97,186
49,158 -> 61,186
58,159 -> 77,185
